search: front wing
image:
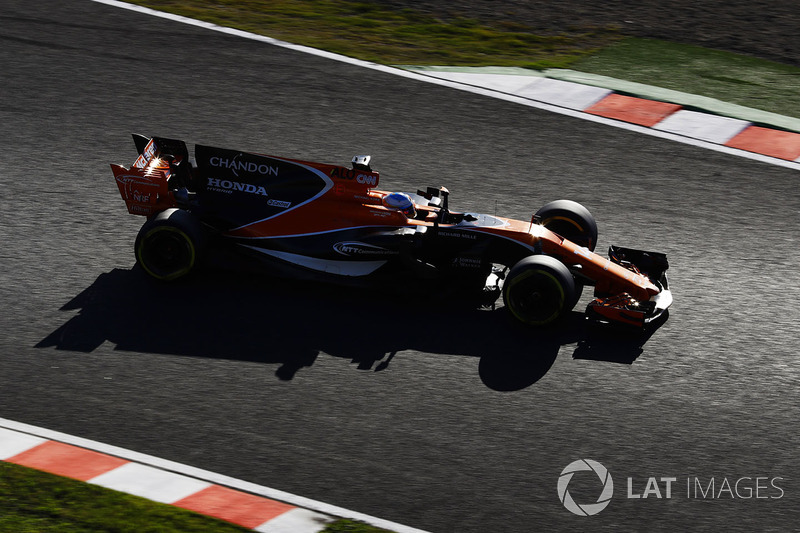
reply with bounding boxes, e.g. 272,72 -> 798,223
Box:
585,246 -> 671,328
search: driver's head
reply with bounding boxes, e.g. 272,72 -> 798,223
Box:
382,192 -> 416,218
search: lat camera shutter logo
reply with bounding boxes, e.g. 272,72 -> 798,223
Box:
558,459 -> 614,516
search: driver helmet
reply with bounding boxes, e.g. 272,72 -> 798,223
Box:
382,192 -> 417,218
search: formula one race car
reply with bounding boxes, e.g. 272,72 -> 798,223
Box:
111,135 -> 672,328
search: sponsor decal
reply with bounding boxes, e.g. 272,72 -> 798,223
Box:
357,174 -> 378,186
333,242 -> 398,257
115,174 -> 154,185
209,154 -> 279,178
115,174 -> 160,205
130,205 -> 153,215
329,167 -> 378,186
132,190 -> 151,204
354,194 -> 379,203
267,199 -> 291,208
451,256 -> 482,268
133,139 -> 158,169
207,177 -> 268,196
438,230 -> 477,240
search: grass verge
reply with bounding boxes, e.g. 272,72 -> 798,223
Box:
0,462 -> 250,533
127,0 -> 622,69
0,462 -> 392,533
572,37 -> 800,118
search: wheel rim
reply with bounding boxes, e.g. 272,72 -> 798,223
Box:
138,226 -> 195,280
505,270 -> 565,325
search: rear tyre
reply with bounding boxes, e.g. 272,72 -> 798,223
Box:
535,200 -> 598,252
503,255 -> 576,326
135,209 -> 205,281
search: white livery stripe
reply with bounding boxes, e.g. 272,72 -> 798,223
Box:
228,156 -> 335,232
232,225 -> 403,240
241,246 -> 388,276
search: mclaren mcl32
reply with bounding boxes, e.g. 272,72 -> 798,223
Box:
111,135 -> 672,328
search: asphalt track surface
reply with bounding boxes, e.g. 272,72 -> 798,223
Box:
1,2 -> 799,531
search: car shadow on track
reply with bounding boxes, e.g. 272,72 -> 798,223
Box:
36,268 -> 666,391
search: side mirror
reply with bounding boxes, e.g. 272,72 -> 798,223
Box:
351,155 -> 371,171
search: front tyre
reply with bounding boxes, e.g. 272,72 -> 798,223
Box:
502,255 -> 576,326
135,209 -> 205,281
535,200 -> 598,252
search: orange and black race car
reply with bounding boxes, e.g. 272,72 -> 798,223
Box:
111,135 -> 671,328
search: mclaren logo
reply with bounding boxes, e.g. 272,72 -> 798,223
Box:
333,242 -> 398,257
207,177 -> 268,196
209,155 -> 279,178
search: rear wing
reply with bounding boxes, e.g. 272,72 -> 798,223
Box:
132,135 -> 189,166
110,135 -> 186,216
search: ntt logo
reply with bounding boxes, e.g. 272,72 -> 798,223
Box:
557,459 -> 614,516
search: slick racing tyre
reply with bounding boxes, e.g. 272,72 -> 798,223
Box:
503,255 -> 576,326
535,200 -> 598,252
135,209 -> 205,281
